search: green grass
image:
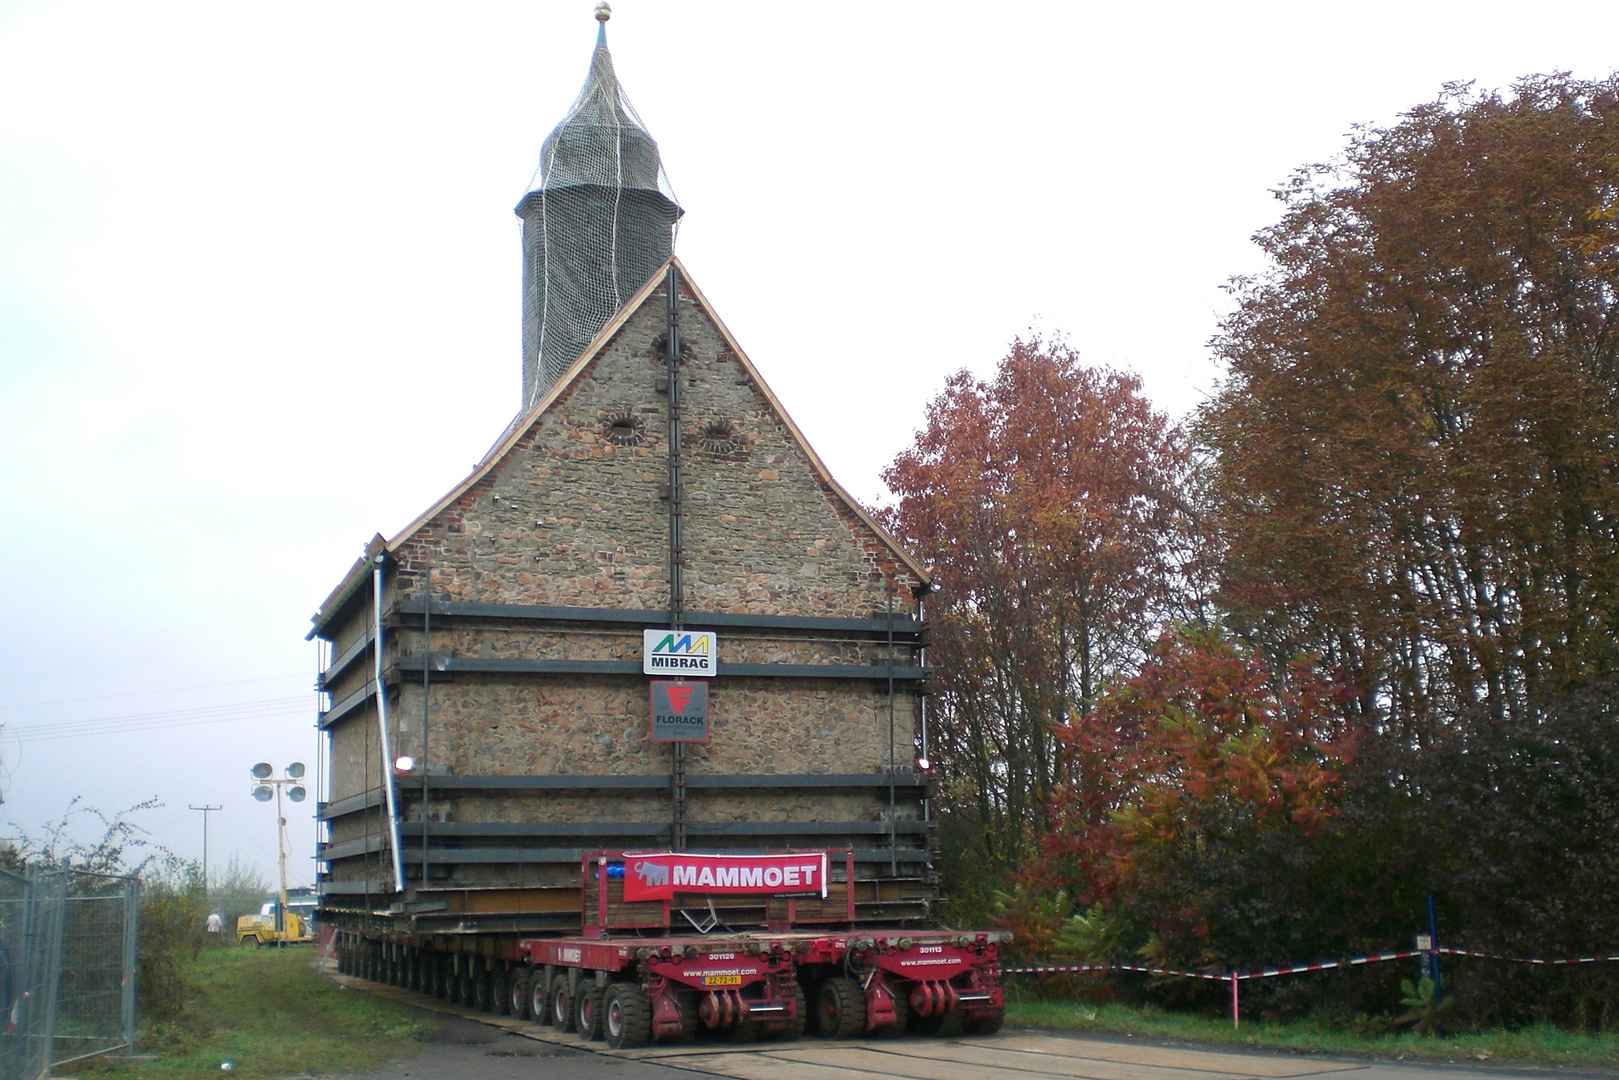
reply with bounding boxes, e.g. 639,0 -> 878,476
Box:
1006,998 -> 1619,1069
79,948 -> 438,1080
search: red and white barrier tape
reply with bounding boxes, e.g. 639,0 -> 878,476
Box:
1437,947 -> 1619,966
1004,946 -> 1619,981
1003,945 -> 1618,1031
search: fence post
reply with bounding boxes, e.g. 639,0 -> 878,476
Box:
1230,972 -> 1239,1029
34,873 -> 68,1080
120,879 -> 139,1055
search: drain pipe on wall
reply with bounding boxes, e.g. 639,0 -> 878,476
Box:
372,554 -> 408,894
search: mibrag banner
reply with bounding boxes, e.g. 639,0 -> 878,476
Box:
621,851 -> 830,901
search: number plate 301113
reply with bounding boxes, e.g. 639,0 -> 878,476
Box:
702,974 -> 743,987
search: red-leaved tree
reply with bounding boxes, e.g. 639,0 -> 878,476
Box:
881,338 -> 1196,912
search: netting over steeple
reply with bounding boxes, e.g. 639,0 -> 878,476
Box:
518,4 -> 682,411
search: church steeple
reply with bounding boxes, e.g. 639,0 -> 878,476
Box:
517,3 -> 682,411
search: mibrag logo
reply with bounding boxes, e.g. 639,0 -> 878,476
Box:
654,633 -> 709,657
642,629 -> 718,676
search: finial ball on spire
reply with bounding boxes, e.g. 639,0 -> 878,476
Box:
594,2 -> 611,23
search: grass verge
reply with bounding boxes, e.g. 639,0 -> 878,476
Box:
81,948 -> 438,1080
1006,999 -> 1619,1069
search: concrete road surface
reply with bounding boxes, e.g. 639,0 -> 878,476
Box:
331,971 -> 1593,1080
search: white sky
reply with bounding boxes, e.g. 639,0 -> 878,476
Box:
2,0 -> 1616,888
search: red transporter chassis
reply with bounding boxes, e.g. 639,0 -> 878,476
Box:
331,849 -> 1006,1049
518,927 -> 1004,1048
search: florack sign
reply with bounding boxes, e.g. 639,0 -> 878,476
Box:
649,680 -> 709,743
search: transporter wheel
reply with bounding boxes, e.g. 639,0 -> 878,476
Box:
474,971 -> 493,1013
432,957 -> 450,999
408,953 -> 423,993
336,940 -> 348,973
550,975 -> 574,1032
457,973 -> 475,1007
575,985 -> 604,1041
492,969 -> 511,1016
675,992 -> 699,1039
779,982 -> 808,1040
528,972 -> 549,1022
603,984 -> 652,1049
875,984 -> 908,1036
508,968 -> 531,1019
965,1004 -> 1005,1036
814,977 -> 865,1039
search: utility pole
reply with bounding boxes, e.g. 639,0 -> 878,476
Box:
188,804 -> 222,894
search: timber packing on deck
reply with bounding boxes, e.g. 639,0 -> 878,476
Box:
310,3 -> 1005,1050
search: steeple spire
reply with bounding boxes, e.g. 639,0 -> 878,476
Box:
517,4 -> 682,411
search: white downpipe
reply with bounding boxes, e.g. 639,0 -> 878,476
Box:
372,556 -> 408,893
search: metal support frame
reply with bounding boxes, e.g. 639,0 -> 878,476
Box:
666,263 -> 687,853
391,656 -> 929,681
389,598 -> 925,637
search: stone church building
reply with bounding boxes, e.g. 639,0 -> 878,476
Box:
311,9 -> 938,934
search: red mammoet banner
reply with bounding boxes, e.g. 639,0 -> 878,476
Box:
622,852 -> 830,901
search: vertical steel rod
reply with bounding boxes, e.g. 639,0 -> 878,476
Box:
666,263 -> 686,852
372,556 -> 407,893
422,592 -> 432,884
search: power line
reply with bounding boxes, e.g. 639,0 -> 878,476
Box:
2,696 -> 317,744
0,673 -> 310,712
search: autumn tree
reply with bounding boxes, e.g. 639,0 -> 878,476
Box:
1202,74 -> 1619,740
1033,627 -> 1362,972
882,338 -> 1193,909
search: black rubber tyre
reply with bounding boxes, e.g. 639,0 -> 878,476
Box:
965,1005 -> 1005,1036
474,971 -> 493,1013
529,972 -> 549,1022
575,985 -> 604,1040
458,974 -> 476,1007
433,958 -> 450,1000
779,982 -> 808,1039
509,969 -> 531,1019
675,992 -> 699,1039
604,984 -> 652,1049
814,977 -> 865,1038
550,975 -> 574,1032
493,970 -> 511,1016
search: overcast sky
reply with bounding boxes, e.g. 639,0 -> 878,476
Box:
3,0 -> 1617,889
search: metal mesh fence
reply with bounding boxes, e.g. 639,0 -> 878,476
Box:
0,868 -> 137,1080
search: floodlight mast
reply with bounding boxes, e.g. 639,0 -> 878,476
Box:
247,762 -> 305,935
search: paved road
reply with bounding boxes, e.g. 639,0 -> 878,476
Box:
331,972 -> 1587,1080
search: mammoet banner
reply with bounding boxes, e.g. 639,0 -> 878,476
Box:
622,851 -> 830,901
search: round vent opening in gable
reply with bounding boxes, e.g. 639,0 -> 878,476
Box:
701,420 -> 739,455
602,410 -> 645,446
